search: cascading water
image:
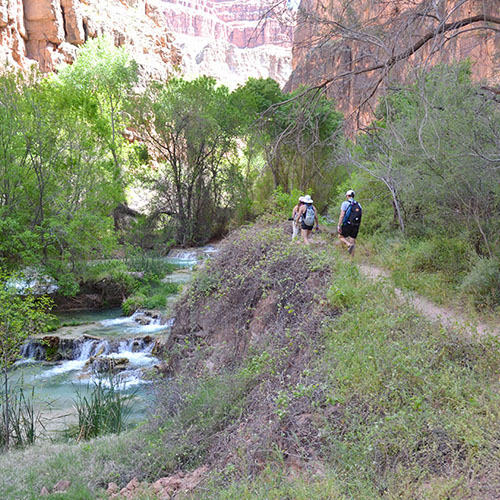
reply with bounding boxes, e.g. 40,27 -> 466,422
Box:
12,245 -> 217,435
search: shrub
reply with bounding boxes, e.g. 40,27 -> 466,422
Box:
122,294 -> 145,316
408,236 -> 472,275
460,257 -> 500,309
265,186 -> 305,220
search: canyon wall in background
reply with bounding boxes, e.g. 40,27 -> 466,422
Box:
0,0 -> 181,80
286,0 -> 499,127
0,0 -> 293,88
146,0 -> 293,88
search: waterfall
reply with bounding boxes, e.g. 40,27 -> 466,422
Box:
20,340 -> 46,361
167,249 -> 199,260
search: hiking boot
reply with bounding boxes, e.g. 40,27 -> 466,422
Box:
347,243 -> 355,255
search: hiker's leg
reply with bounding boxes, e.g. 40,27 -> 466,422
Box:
348,237 -> 356,256
338,234 -> 350,248
292,222 -> 299,241
302,228 -> 311,245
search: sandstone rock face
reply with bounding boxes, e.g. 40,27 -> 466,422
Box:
0,0 -> 181,79
287,0 -> 500,128
150,0 -> 294,88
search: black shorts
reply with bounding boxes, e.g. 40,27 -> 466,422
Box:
301,221 -> 314,231
340,223 -> 359,239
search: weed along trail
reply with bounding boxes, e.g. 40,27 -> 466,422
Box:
358,263 -> 500,337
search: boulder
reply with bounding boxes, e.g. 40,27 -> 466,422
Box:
89,356 -> 129,373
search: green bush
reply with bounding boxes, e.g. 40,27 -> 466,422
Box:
122,294 -> 145,316
264,186 -> 305,220
460,257 -> 500,309
408,236 -> 472,275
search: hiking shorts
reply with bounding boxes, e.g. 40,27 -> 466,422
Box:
340,223 -> 360,239
301,221 -> 314,231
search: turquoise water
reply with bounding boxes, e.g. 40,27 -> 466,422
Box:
10,249 -> 214,437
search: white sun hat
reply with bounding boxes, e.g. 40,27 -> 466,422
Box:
302,194 -> 313,204
345,189 -> 355,197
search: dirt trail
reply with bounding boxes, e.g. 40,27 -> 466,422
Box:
358,263 -> 499,337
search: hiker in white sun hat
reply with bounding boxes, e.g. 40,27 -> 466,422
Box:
296,194 -> 318,245
291,196 -> 304,241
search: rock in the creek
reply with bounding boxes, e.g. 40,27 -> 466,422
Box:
133,309 -> 164,325
90,357 -> 129,374
133,313 -> 151,325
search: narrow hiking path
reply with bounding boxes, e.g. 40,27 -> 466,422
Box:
357,262 -> 500,338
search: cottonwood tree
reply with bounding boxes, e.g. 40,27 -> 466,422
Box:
0,69 -> 121,281
130,76 -> 243,245
57,36 -> 138,178
233,78 -> 344,209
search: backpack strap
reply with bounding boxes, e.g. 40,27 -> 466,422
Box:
343,200 -> 353,224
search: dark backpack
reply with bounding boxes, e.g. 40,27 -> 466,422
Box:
343,201 -> 362,226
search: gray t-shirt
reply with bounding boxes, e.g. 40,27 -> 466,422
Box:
341,200 -> 352,212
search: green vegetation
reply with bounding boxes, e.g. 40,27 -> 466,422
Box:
0,275 -> 52,450
339,63 -> 500,312
0,25 -> 498,500
0,386 -> 42,450
0,225 -> 498,499
68,376 -> 136,442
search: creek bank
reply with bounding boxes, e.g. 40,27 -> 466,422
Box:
52,276 -> 132,313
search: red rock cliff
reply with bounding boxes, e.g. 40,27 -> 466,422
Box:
286,0 -> 499,127
0,0 -> 181,79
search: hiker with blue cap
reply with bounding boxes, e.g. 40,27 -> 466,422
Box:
338,189 -> 362,256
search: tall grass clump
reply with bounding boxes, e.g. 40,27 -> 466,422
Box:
70,376 -> 136,441
0,386 -> 43,450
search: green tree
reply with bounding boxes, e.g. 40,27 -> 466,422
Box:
0,69 -> 121,279
56,36 -> 139,178
233,79 -> 344,211
130,76 -> 243,245
350,63 -> 500,255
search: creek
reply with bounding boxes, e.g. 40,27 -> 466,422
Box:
11,246 -> 216,437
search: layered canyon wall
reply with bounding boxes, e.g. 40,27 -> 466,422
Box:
146,0 -> 293,88
0,0 -> 293,88
0,0 -> 181,80
287,0 -> 499,127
